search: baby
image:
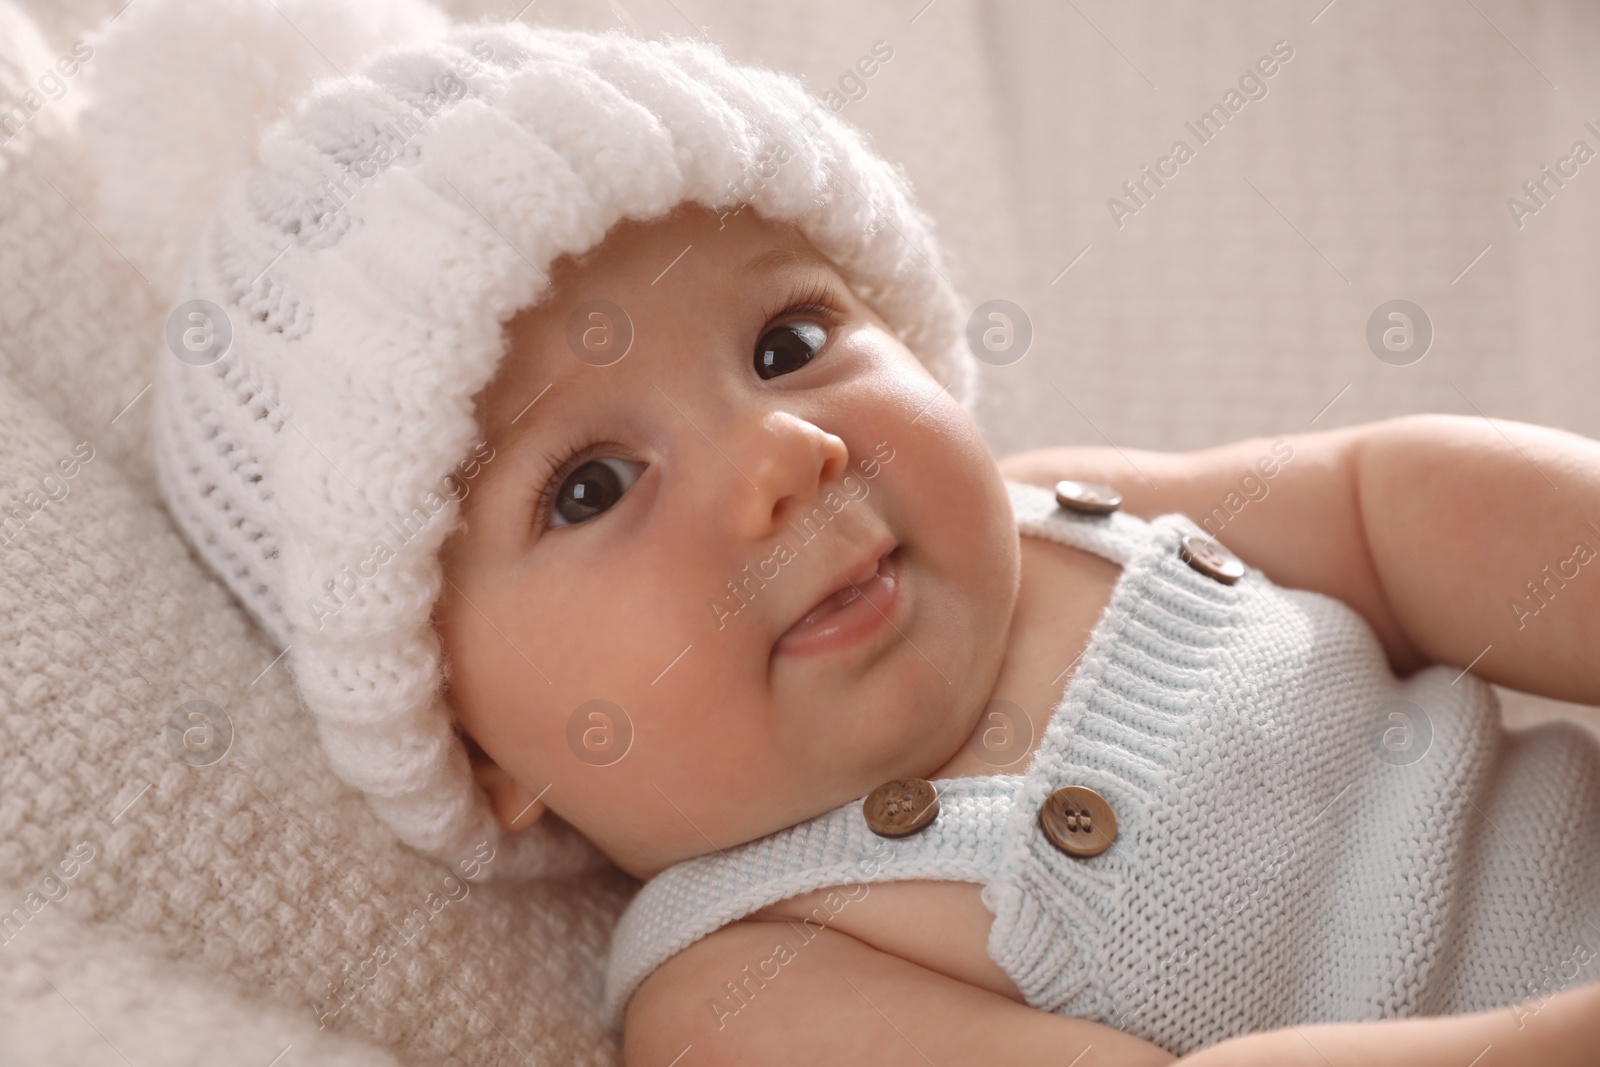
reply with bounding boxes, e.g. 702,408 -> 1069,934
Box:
135,15 -> 1600,1067
433,200 -> 1600,1067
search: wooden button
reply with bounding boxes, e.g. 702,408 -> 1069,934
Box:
1039,785 -> 1117,857
1178,533 -> 1245,584
862,777 -> 940,838
1054,480 -> 1122,515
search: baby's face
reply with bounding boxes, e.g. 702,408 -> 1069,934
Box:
434,202 -> 1019,880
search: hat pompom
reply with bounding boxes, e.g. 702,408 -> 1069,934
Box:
79,0 -> 450,298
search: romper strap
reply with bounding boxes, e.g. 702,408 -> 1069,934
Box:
602,775 -> 1024,1028
1005,478 -> 1153,566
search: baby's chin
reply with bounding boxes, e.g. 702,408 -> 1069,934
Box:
586,693 -> 981,883
587,666 -> 1001,884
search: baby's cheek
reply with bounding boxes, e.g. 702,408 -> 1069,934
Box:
604,697 -> 785,862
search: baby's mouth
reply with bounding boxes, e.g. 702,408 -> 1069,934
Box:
774,544 -> 903,657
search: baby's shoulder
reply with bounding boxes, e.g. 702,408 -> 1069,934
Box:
623,915 -> 850,1065
622,918 -> 724,1032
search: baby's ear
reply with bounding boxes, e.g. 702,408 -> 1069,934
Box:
461,731 -> 547,832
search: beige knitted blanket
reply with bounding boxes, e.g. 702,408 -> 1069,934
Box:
0,2 -> 632,1063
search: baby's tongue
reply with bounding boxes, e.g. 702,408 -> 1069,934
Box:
793,584 -> 865,630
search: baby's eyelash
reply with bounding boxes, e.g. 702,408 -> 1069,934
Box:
758,279 -> 840,328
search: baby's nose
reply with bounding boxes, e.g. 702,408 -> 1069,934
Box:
722,409 -> 849,541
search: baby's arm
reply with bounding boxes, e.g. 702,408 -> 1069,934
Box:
624,918 -> 1177,1066
1175,979 -> 1600,1065
999,413 -> 1600,705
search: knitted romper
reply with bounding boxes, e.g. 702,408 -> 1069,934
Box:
604,479 -> 1600,1054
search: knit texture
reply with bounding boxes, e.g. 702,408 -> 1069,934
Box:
3,3 -> 648,1060
605,479 -> 1600,1053
77,0 -> 977,877
0,354 -> 635,1063
0,0 -> 162,503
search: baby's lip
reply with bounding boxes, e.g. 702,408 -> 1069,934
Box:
776,534 -> 897,643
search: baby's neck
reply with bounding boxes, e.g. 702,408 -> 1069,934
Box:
923,532 -> 1123,779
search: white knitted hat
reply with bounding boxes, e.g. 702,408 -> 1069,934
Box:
88,0 -> 978,879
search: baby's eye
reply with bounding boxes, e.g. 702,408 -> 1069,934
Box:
549,456 -> 643,528
754,320 -> 827,380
